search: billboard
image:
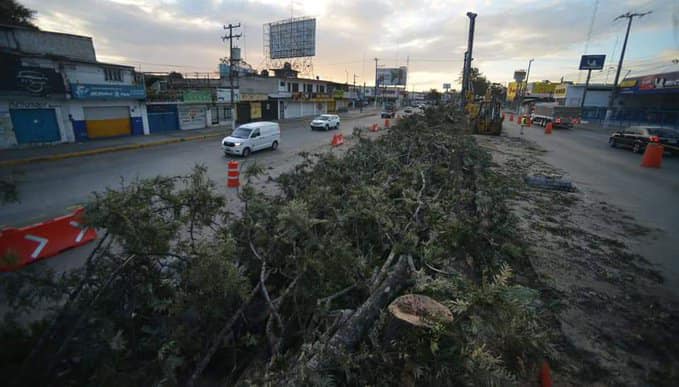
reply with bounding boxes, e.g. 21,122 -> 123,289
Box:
268,17 -> 316,59
507,82 -> 519,101
513,70 -> 526,82
377,67 -> 407,86
579,54 -> 606,70
529,82 -> 556,95
443,83 -> 451,90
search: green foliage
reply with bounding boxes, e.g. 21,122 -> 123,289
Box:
0,0 -> 37,28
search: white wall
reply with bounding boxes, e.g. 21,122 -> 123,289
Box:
563,86 -> 611,107
63,63 -> 136,85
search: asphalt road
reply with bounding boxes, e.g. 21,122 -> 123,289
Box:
502,120 -> 679,296
1,110 -> 383,228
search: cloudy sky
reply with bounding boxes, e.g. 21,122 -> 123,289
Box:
25,0 -> 679,91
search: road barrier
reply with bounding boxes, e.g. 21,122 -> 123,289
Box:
0,208 -> 97,272
544,122 -> 553,135
331,133 -> 345,147
370,123 -> 380,132
641,143 -> 663,168
227,161 -> 240,188
385,119 -> 391,128
509,114 -> 514,122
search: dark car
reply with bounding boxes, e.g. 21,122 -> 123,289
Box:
608,126 -> 679,154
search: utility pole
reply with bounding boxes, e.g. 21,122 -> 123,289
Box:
460,12 -> 477,108
353,74 -> 359,110
604,11 -> 651,127
374,57 -> 379,108
222,23 -> 241,128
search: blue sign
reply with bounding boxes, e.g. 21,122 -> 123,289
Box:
70,83 -> 146,99
579,55 -> 606,70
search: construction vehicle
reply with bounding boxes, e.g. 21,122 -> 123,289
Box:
531,103 -> 580,128
464,89 -> 503,135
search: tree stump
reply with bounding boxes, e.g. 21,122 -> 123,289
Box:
384,294 -> 453,343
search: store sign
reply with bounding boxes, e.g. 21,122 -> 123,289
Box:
579,54 -> 606,70
217,88 -> 241,103
70,83 -> 146,99
182,89 -> 212,103
531,82 -> 556,94
0,55 -> 66,95
250,102 -> 262,119
241,93 -> 268,102
553,84 -> 568,98
506,82 -> 518,101
619,71 -> 679,94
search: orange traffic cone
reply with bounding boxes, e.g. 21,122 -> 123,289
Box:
370,123 -> 379,132
544,122 -> 553,134
385,119 -> 391,128
641,143 -> 663,168
539,360 -> 553,387
337,134 -> 344,145
527,117 -> 532,127
227,161 -> 240,188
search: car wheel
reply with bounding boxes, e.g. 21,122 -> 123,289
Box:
242,147 -> 251,157
609,138 -> 617,148
632,142 -> 642,153
271,141 -> 278,150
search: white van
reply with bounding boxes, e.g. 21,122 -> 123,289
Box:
221,122 -> 280,157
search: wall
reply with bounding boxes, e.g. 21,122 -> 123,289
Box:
240,76 -> 278,94
0,26 -> 96,62
63,63 -> 136,85
563,86 -> 611,107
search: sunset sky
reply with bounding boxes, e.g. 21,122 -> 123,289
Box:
26,0 -> 679,91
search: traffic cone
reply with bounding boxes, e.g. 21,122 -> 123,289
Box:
385,119 -> 391,128
544,122 -> 553,134
370,123 -> 379,132
539,360 -> 553,387
227,161 -> 240,188
509,114 -> 514,122
527,117 -> 532,127
641,143 -> 663,168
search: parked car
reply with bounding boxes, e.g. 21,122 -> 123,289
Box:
310,114 -> 340,131
404,107 -> 414,114
222,121 -> 280,157
608,126 -> 679,154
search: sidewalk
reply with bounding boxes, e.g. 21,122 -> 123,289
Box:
0,108 -> 378,167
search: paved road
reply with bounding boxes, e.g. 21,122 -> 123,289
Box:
502,120 -> 679,296
1,111 -> 383,228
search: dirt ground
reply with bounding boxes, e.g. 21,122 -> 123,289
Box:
476,134 -> 679,386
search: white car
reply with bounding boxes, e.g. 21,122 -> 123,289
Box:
310,114 -> 340,131
222,121 -> 280,157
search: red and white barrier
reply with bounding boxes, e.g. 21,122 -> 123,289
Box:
0,208 -> 97,272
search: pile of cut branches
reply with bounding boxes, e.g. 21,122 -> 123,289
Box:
0,106 -> 549,386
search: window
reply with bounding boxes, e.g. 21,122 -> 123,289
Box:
319,85 -> 325,93
305,84 -> 313,93
251,129 -> 260,138
280,81 -> 285,87
291,83 -> 299,92
104,68 -> 123,82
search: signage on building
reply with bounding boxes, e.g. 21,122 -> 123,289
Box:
70,83 -> 146,99
579,54 -> 606,70
530,82 -> 556,95
619,71 -> 679,94
182,90 -> 212,103
250,102 -> 262,119
506,82 -> 519,101
0,55 -> 66,96
267,17 -> 316,59
216,88 -> 241,103
333,90 -> 345,99
241,93 -> 269,102
553,84 -> 568,98
377,67 -> 408,86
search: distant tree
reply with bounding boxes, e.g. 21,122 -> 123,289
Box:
458,67 -> 491,98
427,88 -> 441,104
0,0 -> 38,28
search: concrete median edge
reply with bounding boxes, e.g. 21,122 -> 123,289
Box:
0,132 -> 224,167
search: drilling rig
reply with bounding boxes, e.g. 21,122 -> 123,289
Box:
460,12 -> 503,135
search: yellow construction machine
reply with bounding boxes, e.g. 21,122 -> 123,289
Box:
464,89 -> 503,135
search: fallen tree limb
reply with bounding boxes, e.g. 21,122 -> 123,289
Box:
305,254 -> 413,375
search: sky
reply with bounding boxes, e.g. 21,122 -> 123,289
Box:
24,0 -> 679,91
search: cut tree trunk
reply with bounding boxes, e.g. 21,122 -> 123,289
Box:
383,294 -> 453,343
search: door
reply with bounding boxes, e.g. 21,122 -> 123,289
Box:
236,103 -> 251,124
250,128 -> 263,150
84,106 -> 131,138
10,108 -> 61,144
261,101 -> 277,121
620,128 -> 637,148
147,104 -> 179,133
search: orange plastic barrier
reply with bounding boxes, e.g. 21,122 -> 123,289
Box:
0,208 -> 97,272
544,122 -> 553,134
509,114 -> 514,122
370,123 -> 379,132
227,161 -> 240,188
331,133 -> 344,147
527,117 -> 532,127
641,143 -> 663,168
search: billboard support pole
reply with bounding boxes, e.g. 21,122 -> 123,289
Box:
374,58 -> 379,108
223,23 -> 241,129
580,69 -> 592,109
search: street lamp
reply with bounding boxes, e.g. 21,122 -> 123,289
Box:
518,59 -> 534,114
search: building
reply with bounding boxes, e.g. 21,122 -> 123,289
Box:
615,71 -> 679,128
0,24 -> 147,148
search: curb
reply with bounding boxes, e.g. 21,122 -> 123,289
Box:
0,132 -> 224,168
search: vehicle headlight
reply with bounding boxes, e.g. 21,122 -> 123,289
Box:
234,142 -> 241,147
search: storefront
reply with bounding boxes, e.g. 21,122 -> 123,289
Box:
68,83 -> 147,140
146,103 -> 179,133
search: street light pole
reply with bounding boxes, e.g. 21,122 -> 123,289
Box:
604,11 -> 651,127
518,59 -> 533,114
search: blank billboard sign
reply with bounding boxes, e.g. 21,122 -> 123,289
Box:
268,18 -> 316,59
